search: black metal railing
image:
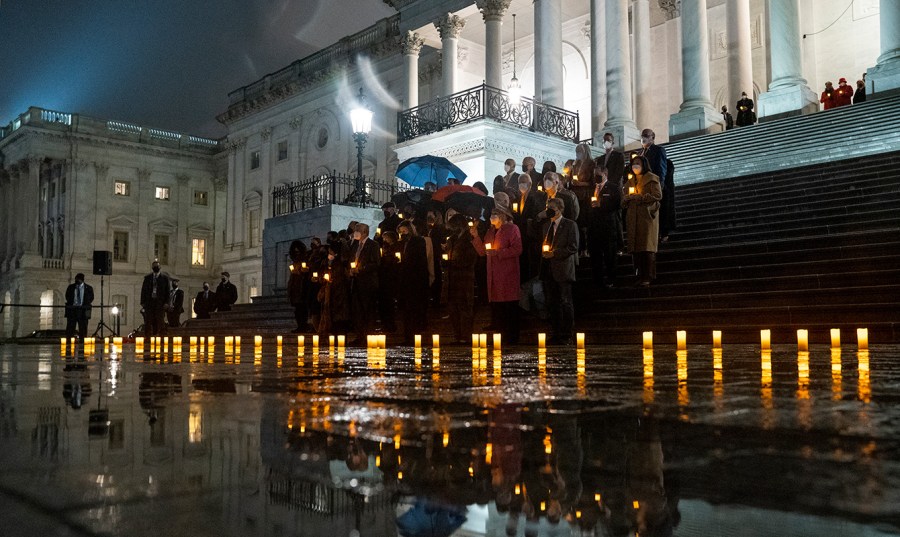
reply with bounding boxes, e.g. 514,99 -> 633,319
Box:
397,84 -> 580,144
271,173 -> 409,217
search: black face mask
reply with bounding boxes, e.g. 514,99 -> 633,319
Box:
546,208 -> 557,219
75,280 -> 83,285
203,286 -> 209,291
221,278 -> 227,283
152,266 -> 160,273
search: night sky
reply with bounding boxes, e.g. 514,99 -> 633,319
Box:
0,0 -> 396,138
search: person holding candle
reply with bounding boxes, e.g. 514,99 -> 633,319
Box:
445,214 -> 479,344
623,155 -> 663,287
493,158 -> 520,199
540,172 -> 579,222
735,91 -> 756,126
288,240 -> 310,333
377,202 -> 401,241
541,198 -> 578,345
317,243 -> 351,336
820,81 -> 836,110
397,220 -> 430,345
349,223 -> 381,344
377,231 -> 400,333
514,173 -> 546,282
589,134 -> 625,288
473,206 -> 523,344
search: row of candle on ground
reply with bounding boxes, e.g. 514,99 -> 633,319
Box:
642,328 -> 869,351
60,337 -> 126,355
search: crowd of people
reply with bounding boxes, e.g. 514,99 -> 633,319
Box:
820,76 -> 866,110
285,129 -> 674,346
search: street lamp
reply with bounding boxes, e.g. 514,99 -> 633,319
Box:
508,13 -> 521,105
349,87 -> 373,207
110,305 -> 120,336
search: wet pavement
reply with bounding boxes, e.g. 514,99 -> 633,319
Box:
0,340 -> 898,536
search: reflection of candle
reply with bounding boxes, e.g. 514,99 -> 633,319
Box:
643,331 -> 653,350
713,330 -> 722,348
485,243 -> 492,250
760,329 -> 771,350
831,328 -> 841,348
797,329 -> 809,352
677,330 -> 687,351
628,186 -> 636,195
576,332 -> 585,350
538,332 -> 546,349
542,244 -> 550,252
512,202 -> 519,213
857,328 -> 868,350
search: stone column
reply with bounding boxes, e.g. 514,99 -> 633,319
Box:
589,0 -> 607,135
668,0 -> 721,138
757,0 -> 817,120
866,0 -> 900,96
477,0 -> 511,90
633,0 -> 652,129
400,31 -> 424,108
436,13 -> 466,97
533,0 -> 563,106
726,0 -> 753,107
603,0 -> 638,147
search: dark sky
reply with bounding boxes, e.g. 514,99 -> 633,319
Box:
0,0 -> 396,138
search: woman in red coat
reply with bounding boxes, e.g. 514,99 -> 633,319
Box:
472,207 -> 523,344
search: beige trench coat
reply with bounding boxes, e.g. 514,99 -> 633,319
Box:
623,172 -> 663,253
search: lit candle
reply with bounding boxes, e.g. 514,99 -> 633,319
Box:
472,334 -> 479,348
297,335 -> 304,348
642,331 -> 653,350
329,335 -> 335,347
376,227 -> 381,235
857,328 -> 868,350
760,329 -> 771,350
712,330 -> 722,348
591,196 -> 597,202
312,335 -> 319,347
395,252 -> 401,262
830,328 -> 841,348
484,242 -> 492,250
493,333 -> 502,350
432,334 -> 440,349
289,264 -> 294,272
628,186 -> 636,195
468,221 -> 474,227
337,335 -> 345,348
797,329 -> 809,352
442,253 -> 449,261
414,334 -> 422,348
366,335 -> 374,348
538,333 -> 546,349
573,174 -> 578,182
537,185 -> 543,191
173,336 -> 182,353
542,244 -> 550,253
277,335 -> 283,346
190,336 -> 197,346
207,336 -> 215,349
312,271 -> 318,280
60,338 -> 67,355
350,261 -> 357,269
301,262 -> 307,271
254,335 -> 262,347
676,330 -> 686,351
576,332 -> 585,350
512,202 -> 519,213
479,333 -> 488,349
323,273 -> 331,282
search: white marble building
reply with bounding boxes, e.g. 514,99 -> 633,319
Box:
0,108 -> 225,337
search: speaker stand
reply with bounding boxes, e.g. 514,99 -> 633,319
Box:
92,274 -> 116,339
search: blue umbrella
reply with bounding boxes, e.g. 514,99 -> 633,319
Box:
396,156 -> 467,188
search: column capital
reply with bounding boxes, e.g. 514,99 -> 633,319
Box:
476,0 -> 511,22
436,13 -> 466,39
400,31 -> 425,56
659,0 -> 680,20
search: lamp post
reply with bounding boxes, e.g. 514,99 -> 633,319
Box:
349,87 -> 374,207
110,305 -> 120,336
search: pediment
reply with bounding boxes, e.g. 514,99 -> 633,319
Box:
107,215 -> 137,228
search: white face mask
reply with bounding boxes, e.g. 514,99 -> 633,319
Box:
632,165 -> 643,174
543,179 -> 555,190
641,137 -> 651,145
518,183 -> 529,193
504,164 -> 513,173
603,140 -> 613,150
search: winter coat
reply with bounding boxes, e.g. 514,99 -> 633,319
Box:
623,172 -> 662,253
473,223 -> 522,302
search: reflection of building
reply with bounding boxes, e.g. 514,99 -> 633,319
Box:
0,108 -> 225,336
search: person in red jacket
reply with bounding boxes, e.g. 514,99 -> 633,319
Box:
834,77 -> 854,107
820,81 -> 836,110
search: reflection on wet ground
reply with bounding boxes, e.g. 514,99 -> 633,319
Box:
0,341 -> 898,536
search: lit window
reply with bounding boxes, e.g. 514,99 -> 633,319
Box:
114,181 -> 130,196
155,186 -> 170,200
154,235 -> 169,264
113,231 -> 129,261
250,150 -> 260,170
277,141 -> 288,161
248,210 -> 260,248
191,238 -> 206,266
193,190 -> 208,206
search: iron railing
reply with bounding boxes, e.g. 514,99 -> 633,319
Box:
397,84 -> 580,144
271,173 -> 409,217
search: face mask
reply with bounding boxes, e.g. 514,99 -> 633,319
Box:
353,232 -> 361,240
632,165 -> 643,174
203,285 -> 209,291
328,254 -> 335,261
546,208 -> 557,219
522,165 -> 529,173
603,141 -> 613,150
399,232 -> 409,240
383,211 -> 391,218
75,280 -> 83,285
489,216 -> 500,226
505,164 -> 513,173
152,266 -> 160,273
221,277 -> 227,283
641,137 -> 651,145
518,183 -> 529,193
543,179 -> 554,190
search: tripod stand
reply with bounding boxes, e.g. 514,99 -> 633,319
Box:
92,274 -> 116,338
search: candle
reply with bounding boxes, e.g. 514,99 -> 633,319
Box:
797,329 -> 809,352
289,264 -> 294,272
337,335 -> 345,348
760,329 -> 771,350
512,202 -> 519,213
442,253 -> 449,261
479,333 -> 488,349
367,335 -> 374,348
642,331 -> 653,350
323,273 -> 331,282
395,252 -> 401,261
329,335 -> 335,347
676,330 -> 686,351
830,328 -> 841,348
472,334 -> 479,348
312,335 -> 319,347
576,332 -> 585,350
591,196 -> 597,202
712,330 -> 722,348
537,184 -> 543,191
573,174 -> 578,182
484,242 -> 492,250
493,333 -> 502,350
207,336 -> 214,349
190,336 -> 197,346
538,333 -> 546,349
277,335 -> 283,346
542,244 -> 550,252
468,221 -> 474,227
254,335 -> 262,347
312,271 -> 318,280
376,227 -> 381,235
350,261 -> 357,270
628,186 -> 636,195
432,334 -> 440,349
857,328 -> 868,350
414,334 -> 422,348
301,262 -> 307,271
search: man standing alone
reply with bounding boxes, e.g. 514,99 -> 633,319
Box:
193,283 -> 216,319
140,261 -> 170,337
216,272 -> 238,312
167,278 -> 184,328
540,198 -> 578,345
65,273 -> 94,339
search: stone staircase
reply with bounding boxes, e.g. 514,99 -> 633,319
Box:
185,132 -> 900,346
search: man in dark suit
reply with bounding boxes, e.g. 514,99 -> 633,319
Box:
636,129 -> 667,183
589,133 -> 626,287
215,271 -> 238,311
167,278 -> 184,328
522,156 -> 543,194
493,158 -> 520,198
64,273 -> 94,338
140,261 -> 171,337
540,198 -> 578,345
377,202 -> 401,239
193,282 -> 216,319
349,223 -> 381,343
